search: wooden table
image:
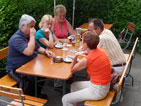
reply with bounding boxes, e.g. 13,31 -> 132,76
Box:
16,46 -> 79,96
79,23 -> 113,30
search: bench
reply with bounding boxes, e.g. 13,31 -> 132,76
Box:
84,37 -> 138,106
124,37 -> 139,86
0,85 -> 47,106
0,47 -> 17,87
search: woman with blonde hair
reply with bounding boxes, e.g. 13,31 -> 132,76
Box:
53,4 -> 76,43
36,14 -> 59,48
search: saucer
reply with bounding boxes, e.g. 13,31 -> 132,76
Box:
63,57 -> 72,63
55,44 -> 63,49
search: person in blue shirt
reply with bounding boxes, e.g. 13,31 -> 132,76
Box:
36,14 -> 59,49
6,14 -> 55,96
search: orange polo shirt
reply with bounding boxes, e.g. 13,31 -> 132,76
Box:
86,48 -> 111,85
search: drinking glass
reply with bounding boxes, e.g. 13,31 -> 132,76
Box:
50,57 -> 53,64
71,36 -> 77,53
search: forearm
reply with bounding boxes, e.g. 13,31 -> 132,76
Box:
48,34 -> 54,48
71,55 -> 78,70
58,38 -> 70,43
38,47 -> 46,54
71,57 -> 87,73
23,36 -> 35,56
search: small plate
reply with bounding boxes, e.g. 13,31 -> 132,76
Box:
67,44 -> 72,47
68,36 -> 72,39
55,44 -> 63,49
63,57 -> 72,63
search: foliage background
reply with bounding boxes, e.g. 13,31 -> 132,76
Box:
0,0 -> 141,73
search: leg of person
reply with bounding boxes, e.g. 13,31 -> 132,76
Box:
6,70 -> 23,88
112,65 -> 125,75
70,81 -> 90,92
54,79 -> 62,88
62,81 -> 110,106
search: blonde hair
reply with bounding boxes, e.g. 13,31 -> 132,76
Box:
54,4 -> 66,15
39,14 -> 53,28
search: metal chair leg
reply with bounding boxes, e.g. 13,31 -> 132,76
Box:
125,75 -> 134,86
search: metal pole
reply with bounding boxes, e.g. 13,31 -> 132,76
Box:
54,0 -> 56,9
72,0 -> 75,28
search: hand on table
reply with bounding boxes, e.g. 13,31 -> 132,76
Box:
75,51 -> 88,57
45,50 -> 55,58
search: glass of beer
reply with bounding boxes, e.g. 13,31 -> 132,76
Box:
71,36 -> 76,53
76,34 -> 80,42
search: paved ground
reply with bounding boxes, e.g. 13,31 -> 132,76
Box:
0,52 -> 141,106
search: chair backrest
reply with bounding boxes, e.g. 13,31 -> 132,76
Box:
0,47 -> 9,60
119,22 -> 136,50
117,37 -> 138,93
123,22 -> 135,41
0,85 -> 25,106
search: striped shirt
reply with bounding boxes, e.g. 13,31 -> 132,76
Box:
98,29 -> 126,65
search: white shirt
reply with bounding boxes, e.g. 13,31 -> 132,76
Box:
98,29 -> 126,65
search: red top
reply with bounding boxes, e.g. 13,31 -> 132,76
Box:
86,48 -> 111,85
53,18 -> 68,39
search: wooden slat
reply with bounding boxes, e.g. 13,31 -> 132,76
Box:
0,46 -> 9,60
127,22 -> 135,32
0,85 -> 24,100
0,85 -> 23,94
0,74 -> 17,87
24,95 -> 47,104
127,26 -> 134,32
84,91 -> 115,106
14,99 -> 45,106
9,101 -> 31,106
128,22 -> 135,28
0,90 -> 25,100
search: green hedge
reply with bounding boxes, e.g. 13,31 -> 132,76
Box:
0,0 -> 140,49
0,0 -> 141,73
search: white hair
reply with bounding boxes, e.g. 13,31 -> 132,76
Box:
19,14 -> 36,29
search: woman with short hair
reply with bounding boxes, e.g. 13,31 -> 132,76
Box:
62,31 -> 111,106
53,4 -> 76,43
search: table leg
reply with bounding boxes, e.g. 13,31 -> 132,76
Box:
35,76 -> 37,97
62,80 -> 66,96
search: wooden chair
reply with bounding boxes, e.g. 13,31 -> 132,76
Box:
0,85 -> 47,106
118,22 -> 136,50
84,38 -> 137,106
0,47 -> 17,87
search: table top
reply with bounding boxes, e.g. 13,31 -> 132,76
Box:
16,46 -> 79,80
79,23 -> 113,30
16,23 -> 113,80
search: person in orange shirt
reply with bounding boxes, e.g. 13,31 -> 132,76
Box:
62,31 -> 111,106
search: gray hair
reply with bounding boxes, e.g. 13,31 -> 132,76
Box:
19,14 -> 36,29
